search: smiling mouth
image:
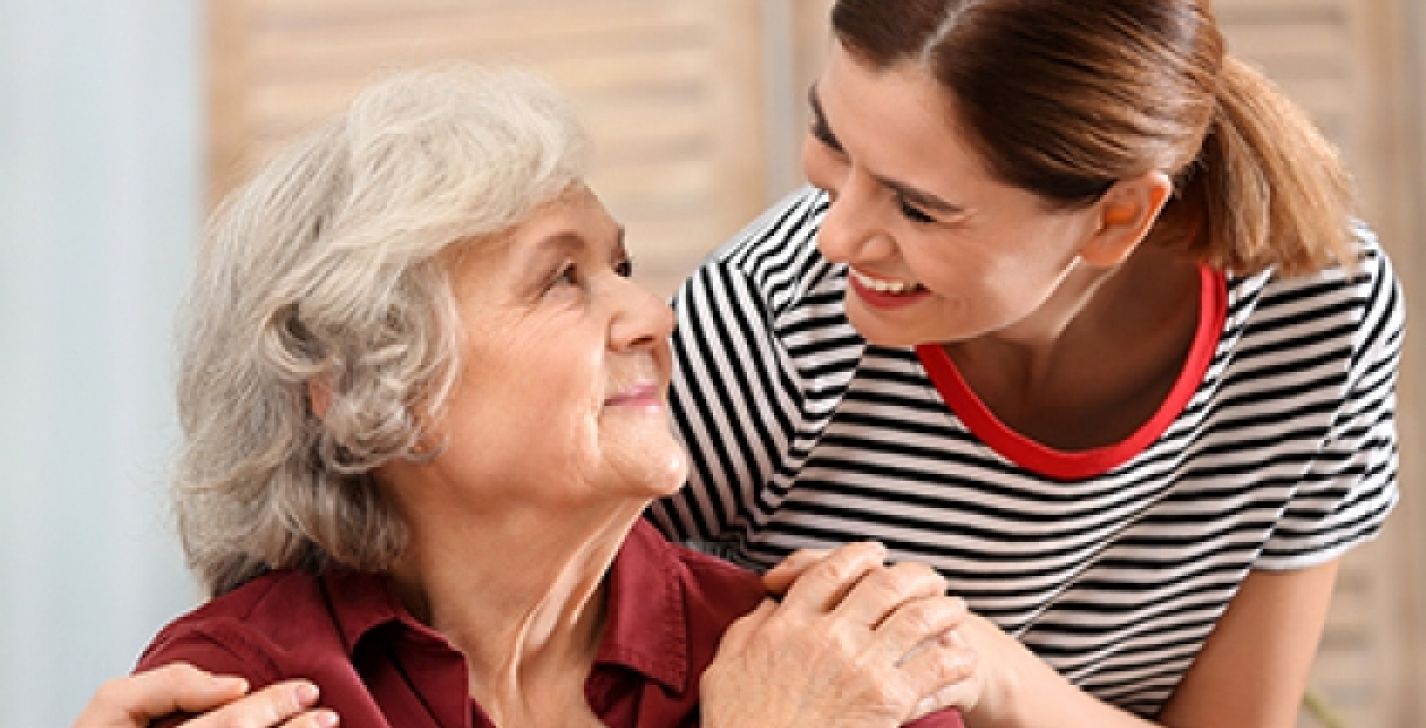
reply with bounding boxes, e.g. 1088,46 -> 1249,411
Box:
849,268 -> 926,295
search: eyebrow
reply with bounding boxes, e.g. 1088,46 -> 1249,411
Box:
534,225 -> 627,260
807,84 -> 966,217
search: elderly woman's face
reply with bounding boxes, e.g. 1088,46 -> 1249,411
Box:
413,186 -> 687,509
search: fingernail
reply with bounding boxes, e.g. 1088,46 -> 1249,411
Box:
296,681 -> 320,706
315,709 -> 340,727
213,675 -> 249,693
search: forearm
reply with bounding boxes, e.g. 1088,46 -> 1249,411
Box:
960,615 -> 1157,728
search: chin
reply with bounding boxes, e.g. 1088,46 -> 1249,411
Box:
649,449 -> 691,495
608,445 -> 689,499
846,309 -> 921,347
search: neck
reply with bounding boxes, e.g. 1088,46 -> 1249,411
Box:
389,496 -> 645,723
946,244 -> 1201,447
964,259 -> 1113,389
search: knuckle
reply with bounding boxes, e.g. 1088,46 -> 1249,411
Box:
91,678 -> 127,707
892,561 -> 947,592
875,676 -> 919,711
857,567 -> 909,605
899,600 -> 942,634
831,541 -> 885,571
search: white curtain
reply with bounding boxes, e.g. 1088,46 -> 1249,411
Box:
0,1 -> 202,725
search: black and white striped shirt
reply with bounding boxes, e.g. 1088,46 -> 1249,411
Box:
647,187 -> 1402,716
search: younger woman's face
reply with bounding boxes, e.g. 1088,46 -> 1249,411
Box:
801,42 -> 1103,346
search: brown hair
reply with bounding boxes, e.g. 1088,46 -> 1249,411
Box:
830,0 -> 1355,275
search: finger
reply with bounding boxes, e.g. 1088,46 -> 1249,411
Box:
868,595 -> 967,662
779,541 -> 887,613
761,549 -> 831,594
183,680 -> 323,728
908,678 -> 980,722
899,639 -> 978,719
95,663 -> 250,721
831,560 -> 948,628
278,709 -> 341,728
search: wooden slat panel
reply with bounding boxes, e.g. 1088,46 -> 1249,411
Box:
1218,3 -> 1413,724
210,0 -> 766,277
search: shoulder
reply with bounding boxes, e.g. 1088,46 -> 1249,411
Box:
1234,223 -> 1403,356
687,186 -> 842,315
628,520 -> 766,623
1250,223 -> 1400,316
136,570 -> 336,682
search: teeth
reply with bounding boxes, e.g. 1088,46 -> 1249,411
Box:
851,268 -> 922,294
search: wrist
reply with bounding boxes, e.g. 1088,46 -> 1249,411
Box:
960,614 -> 1032,727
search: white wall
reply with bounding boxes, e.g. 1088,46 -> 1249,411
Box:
0,1 -> 203,725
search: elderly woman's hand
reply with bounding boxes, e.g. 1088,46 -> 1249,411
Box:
700,542 -> 978,727
71,663 -> 338,728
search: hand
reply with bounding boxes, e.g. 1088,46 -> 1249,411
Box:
766,546 -> 995,718
701,542 -> 977,728
71,663 -> 338,728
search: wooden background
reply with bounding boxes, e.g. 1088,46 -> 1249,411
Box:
207,1 -> 1424,724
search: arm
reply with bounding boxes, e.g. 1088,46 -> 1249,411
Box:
957,561 -> 1339,728
756,550 -> 1340,727
1158,561 -> 1339,726
71,663 -> 336,728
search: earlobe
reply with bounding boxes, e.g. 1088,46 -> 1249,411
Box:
1079,171 -> 1172,267
308,379 -> 331,419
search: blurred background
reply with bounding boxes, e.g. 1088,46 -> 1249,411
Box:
1,1 -> 1421,725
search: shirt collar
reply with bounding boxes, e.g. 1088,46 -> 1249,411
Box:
592,518 -> 690,693
322,567 -> 427,655
318,519 -> 691,693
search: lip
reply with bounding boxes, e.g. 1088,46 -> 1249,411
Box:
847,270 -> 931,310
604,382 -> 663,407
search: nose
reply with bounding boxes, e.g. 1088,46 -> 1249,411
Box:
815,170 -> 896,265
609,275 -> 675,352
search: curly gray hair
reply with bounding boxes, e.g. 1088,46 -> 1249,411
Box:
175,66 -> 590,595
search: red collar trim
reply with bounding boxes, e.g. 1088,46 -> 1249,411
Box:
916,264 -> 1227,481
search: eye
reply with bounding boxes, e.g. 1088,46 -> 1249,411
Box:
809,119 -> 844,154
614,257 -> 634,278
546,261 -> 579,292
896,195 -> 937,225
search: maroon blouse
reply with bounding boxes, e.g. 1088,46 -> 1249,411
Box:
137,519 -> 962,727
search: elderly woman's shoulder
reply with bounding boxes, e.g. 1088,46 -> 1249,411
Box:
135,569 -> 342,680
627,520 -> 766,620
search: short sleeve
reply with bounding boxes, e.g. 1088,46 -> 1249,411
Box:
1255,230 -> 1404,570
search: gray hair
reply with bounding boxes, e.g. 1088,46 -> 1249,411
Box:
175,66 -> 590,595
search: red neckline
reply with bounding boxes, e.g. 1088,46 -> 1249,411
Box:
916,265 -> 1227,481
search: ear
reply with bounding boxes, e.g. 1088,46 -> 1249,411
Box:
1078,171 -> 1172,268
308,379 -> 332,419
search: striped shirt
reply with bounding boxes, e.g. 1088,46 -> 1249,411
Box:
647,187 -> 1402,716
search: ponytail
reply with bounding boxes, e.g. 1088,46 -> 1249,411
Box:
1179,57 -> 1357,276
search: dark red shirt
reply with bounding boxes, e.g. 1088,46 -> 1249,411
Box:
137,519 -> 962,727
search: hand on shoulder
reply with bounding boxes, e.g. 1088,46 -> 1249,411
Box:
72,663 -> 338,728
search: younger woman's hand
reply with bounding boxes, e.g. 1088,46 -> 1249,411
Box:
72,663 -> 338,728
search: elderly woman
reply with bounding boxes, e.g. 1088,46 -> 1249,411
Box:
125,67 -> 969,728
